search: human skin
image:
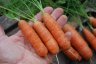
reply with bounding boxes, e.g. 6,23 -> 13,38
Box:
0,7 -> 70,64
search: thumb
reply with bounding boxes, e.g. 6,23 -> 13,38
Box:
0,25 -> 6,37
57,15 -> 68,28
65,32 -> 72,41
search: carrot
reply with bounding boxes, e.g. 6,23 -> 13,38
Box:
33,21 -> 59,54
63,24 -> 93,60
89,17 -> 96,28
42,13 -> 83,61
64,47 -> 82,61
82,28 -> 96,50
43,13 -> 71,51
18,20 -> 48,57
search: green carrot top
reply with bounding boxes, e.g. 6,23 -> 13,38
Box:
0,0 -> 38,22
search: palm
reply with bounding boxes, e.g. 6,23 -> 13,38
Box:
0,7 -> 68,64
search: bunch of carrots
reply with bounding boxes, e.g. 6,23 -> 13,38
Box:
62,0 -> 96,62
1,0 -> 96,63
17,0 -> 82,61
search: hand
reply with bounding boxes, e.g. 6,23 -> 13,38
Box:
0,7 -> 70,64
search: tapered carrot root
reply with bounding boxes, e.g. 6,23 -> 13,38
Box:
64,47 -> 82,61
42,13 -> 71,51
82,28 -> 96,50
89,17 -> 96,28
33,21 -> 59,54
18,20 -> 48,57
63,24 -> 93,60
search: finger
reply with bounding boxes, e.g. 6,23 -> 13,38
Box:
9,35 -> 25,47
9,35 -> 24,42
0,25 -> 5,37
51,8 -> 64,20
10,33 -> 36,52
57,15 -> 68,28
65,32 -> 72,41
35,7 -> 53,21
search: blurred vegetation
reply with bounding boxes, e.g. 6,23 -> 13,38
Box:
0,0 -> 96,20
0,0 -> 96,15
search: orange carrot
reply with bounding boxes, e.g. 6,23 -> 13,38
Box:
63,24 -> 93,60
82,28 -> 96,50
42,13 -> 71,51
42,13 -> 82,61
64,47 -> 82,61
33,21 -> 59,54
89,17 -> 96,28
18,20 -> 48,57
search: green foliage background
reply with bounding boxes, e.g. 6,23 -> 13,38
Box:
0,0 -> 96,20
0,0 -> 96,15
